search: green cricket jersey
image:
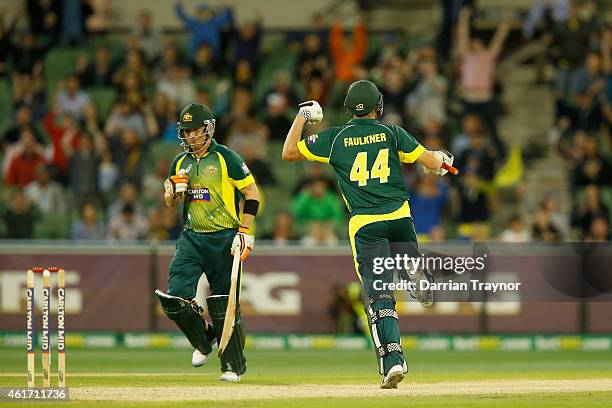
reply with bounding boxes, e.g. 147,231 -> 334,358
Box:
297,118 -> 425,216
168,140 -> 255,233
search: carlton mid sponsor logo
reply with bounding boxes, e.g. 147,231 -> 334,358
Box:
188,187 -> 211,202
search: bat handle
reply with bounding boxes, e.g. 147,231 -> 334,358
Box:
442,162 -> 459,175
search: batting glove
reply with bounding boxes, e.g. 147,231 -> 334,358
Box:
231,226 -> 254,261
423,149 -> 454,176
298,100 -> 323,124
164,170 -> 189,195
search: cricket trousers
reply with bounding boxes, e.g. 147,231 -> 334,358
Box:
348,201 -> 418,376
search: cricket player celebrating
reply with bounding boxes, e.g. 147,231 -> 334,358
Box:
156,103 -> 260,382
282,80 -> 454,389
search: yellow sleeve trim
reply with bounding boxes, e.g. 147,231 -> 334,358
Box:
297,140 -> 330,163
399,144 -> 425,163
175,154 -> 188,174
232,174 -> 256,189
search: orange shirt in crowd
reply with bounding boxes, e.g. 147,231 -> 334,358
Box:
329,22 -> 367,82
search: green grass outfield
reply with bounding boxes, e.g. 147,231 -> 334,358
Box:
0,348 -> 611,407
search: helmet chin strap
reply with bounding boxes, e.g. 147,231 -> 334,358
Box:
190,136 -> 212,156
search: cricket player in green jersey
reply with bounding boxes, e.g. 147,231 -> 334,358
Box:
156,103 -> 260,382
282,80 -> 454,389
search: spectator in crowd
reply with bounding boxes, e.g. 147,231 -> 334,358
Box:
24,163 -> 66,215
66,133 -> 100,204
234,16 -> 262,73
264,92 -> 292,141
10,30 -> 52,74
142,158 -> 170,208
454,116 -> 497,181
457,169 -> 490,239
291,178 -> 344,245
2,189 -> 37,239
299,31 -> 331,84
12,71 -> 46,117
532,204 -> 562,241
2,105 -> 44,149
110,126 -> 145,188
293,162 -> 337,195
226,111 -> 276,185
71,202 -> 106,240
174,0 -> 232,59
571,135 -> 612,188
151,91 -> 179,141
98,146 -> 118,196
233,58 -> 255,89
27,0 -> 61,40
500,214 -> 531,242
456,7 -> 511,158
523,0 -> 570,40
113,49 -> 151,91
191,43 -> 218,78
551,1 -> 599,124
4,130 -> 46,187
329,16 -> 366,82
261,212 -> 297,245
57,75 -> 91,120
571,184 -> 609,238
147,206 -> 180,241
410,175 -> 449,238
264,71 -> 297,108
380,69 -> 410,120
407,58 -> 448,128
104,97 -> 158,141
43,104 -> 81,181
133,9 -> 163,63
107,203 -> 149,241
76,44 -> 114,87
585,216 -> 610,241
542,194 -> 570,238
157,65 -> 196,108
108,181 -> 145,220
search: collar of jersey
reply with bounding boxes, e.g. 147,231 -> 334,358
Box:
347,118 -> 379,124
190,139 -> 217,159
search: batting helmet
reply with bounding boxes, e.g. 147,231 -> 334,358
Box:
344,80 -> 383,118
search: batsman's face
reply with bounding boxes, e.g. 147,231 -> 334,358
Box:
182,125 -> 212,153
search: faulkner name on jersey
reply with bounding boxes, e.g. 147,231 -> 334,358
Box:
344,133 -> 387,147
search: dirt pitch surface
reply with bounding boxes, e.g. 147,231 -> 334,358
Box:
72,378 -> 612,401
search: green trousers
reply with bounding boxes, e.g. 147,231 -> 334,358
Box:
168,228 -> 240,298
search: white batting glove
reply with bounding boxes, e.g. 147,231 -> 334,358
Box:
231,226 -> 254,261
423,149 -> 454,176
164,169 -> 189,195
297,100 -> 323,124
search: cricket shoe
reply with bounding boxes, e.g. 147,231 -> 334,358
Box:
380,365 -> 405,389
192,349 -> 209,367
219,371 -> 240,382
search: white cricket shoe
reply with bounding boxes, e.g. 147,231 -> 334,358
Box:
192,349 -> 209,367
380,365 -> 405,389
219,371 -> 240,382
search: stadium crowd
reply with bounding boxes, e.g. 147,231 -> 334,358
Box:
0,0 -> 610,243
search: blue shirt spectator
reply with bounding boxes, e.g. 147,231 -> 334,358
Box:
174,1 -> 232,59
410,177 -> 449,235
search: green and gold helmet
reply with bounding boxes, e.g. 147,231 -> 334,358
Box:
343,80 -> 383,118
176,103 -> 216,153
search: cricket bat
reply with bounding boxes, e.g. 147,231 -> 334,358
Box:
218,251 -> 241,356
442,162 -> 459,175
